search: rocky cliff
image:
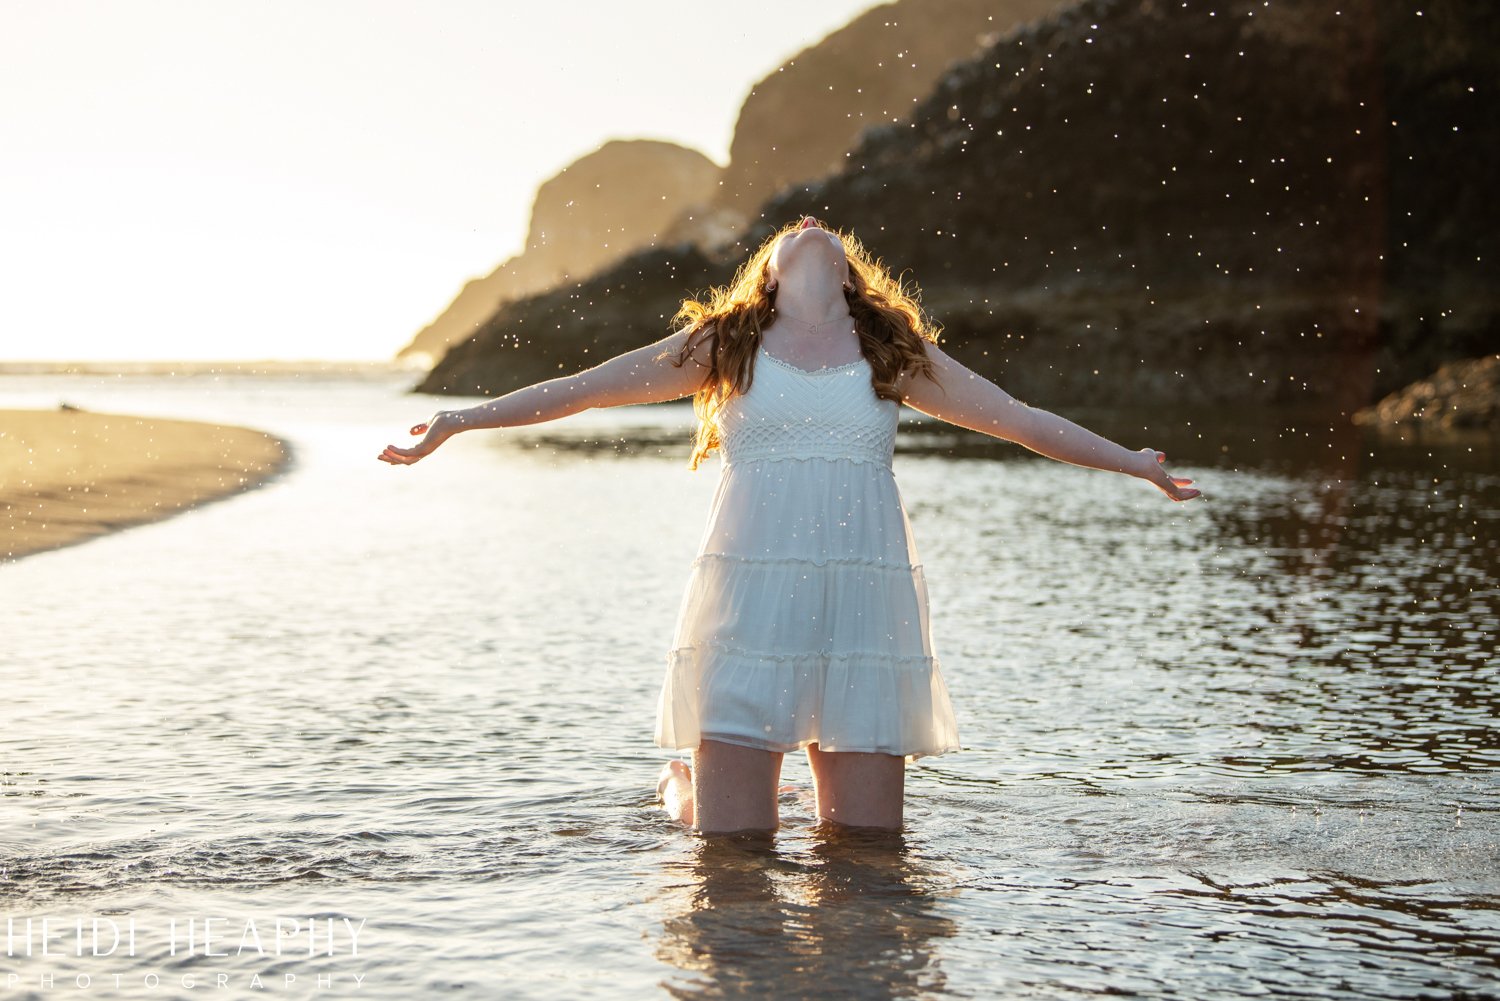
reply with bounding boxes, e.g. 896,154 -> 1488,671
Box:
415,246 -> 720,395
405,0 -> 1064,362
755,0 -> 1499,410
398,140 -> 718,363
421,0 -> 1499,412
672,0 -> 1066,245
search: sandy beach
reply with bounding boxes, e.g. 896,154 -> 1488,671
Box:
1,407 -> 289,561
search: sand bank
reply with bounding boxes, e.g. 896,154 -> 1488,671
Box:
1,408 -> 289,561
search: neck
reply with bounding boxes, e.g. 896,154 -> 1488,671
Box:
772,273 -> 849,328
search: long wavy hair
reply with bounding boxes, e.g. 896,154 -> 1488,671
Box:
665,220 -> 942,469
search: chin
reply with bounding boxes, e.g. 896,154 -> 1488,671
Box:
778,230 -> 845,267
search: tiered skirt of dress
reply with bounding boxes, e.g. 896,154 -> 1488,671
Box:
653,344 -> 961,760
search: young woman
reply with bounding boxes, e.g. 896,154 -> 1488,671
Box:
380,216 -> 1201,835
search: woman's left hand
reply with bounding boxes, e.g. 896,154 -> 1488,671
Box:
1135,449 -> 1202,502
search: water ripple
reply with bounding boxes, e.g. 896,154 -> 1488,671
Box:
0,376 -> 1495,998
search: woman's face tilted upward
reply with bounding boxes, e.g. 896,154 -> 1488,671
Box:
768,216 -> 850,290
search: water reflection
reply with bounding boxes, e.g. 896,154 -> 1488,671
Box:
1201,451 -> 1499,778
656,827 -> 956,1000
3,376 -> 1496,998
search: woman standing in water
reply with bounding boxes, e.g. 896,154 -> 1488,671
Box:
380,216 -> 1201,835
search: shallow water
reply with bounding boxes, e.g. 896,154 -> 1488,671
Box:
1,371 -> 1496,999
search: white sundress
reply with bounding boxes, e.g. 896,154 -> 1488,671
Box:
653,342 -> 961,760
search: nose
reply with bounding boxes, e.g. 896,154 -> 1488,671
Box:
799,216 -> 818,231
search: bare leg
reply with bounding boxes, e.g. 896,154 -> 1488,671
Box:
656,739 -> 784,833
805,742 -> 906,831
694,739 -> 784,833
658,758 -> 807,829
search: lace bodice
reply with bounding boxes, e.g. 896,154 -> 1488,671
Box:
714,344 -> 899,466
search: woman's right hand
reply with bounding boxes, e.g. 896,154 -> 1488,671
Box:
378,410 -> 470,466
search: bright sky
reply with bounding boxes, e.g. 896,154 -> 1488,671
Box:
0,0 -> 879,361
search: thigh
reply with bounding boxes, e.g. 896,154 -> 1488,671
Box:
805,743 -> 906,831
692,739 -> 785,834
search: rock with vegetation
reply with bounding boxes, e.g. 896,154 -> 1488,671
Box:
422,0 -> 1499,412
414,246 -> 719,396
754,0 -> 1498,410
405,0 -> 1064,364
1353,355 -> 1500,433
672,0 -> 1066,245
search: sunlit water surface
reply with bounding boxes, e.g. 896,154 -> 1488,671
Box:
1,372 -> 1496,999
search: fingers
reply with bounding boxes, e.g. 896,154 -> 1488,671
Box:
1128,446 -> 1202,501
381,416 -> 449,465
1146,450 -> 1202,501
1166,482 -> 1202,501
1149,465 -> 1201,502
384,415 -> 439,463
378,444 -> 422,465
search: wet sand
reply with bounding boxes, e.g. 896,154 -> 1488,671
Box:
1,407 -> 289,561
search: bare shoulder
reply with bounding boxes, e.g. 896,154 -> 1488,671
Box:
658,323 -> 717,371
896,339 -> 957,401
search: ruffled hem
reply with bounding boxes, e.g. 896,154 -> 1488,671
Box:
680,731 -> 961,759
653,642 -> 962,761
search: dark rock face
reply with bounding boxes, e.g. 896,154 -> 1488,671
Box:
407,0 -> 1065,353
423,0 -> 1499,413
406,0 -> 1066,373
399,141 -> 718,362
1353,355 -> 1500,433
414,246 -> 720,396
756,0 -> 1499,410
686,0 -> 1064,240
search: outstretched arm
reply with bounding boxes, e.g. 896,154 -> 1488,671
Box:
899,342 -> 1201,501
379,328 -> 709,465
